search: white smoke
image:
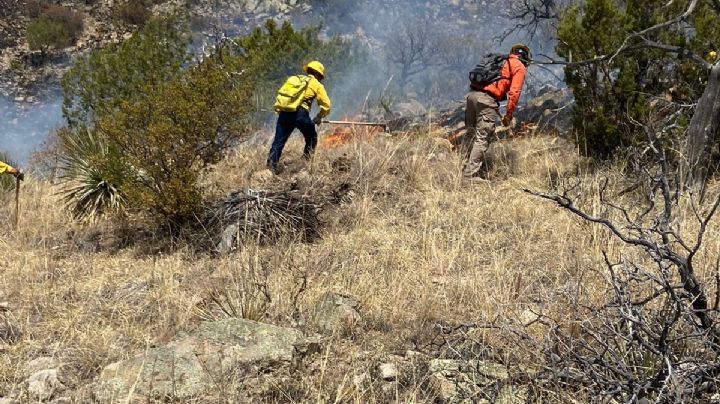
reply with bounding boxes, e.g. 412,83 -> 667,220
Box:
0,95 -> 63,164
0,0 -> 564,161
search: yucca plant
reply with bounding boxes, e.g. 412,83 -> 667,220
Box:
57,128 -> 127,219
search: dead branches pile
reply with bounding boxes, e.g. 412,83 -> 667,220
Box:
205,188 -> 321,248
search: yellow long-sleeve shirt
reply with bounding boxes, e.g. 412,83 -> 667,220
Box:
300,76 -> 331,119
0,161 -> 14,175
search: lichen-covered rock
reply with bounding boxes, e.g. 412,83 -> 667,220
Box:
313,292 -> 361,334
27,369 -> 65,401
428,359 -> 509,403
94,318 -> 317,402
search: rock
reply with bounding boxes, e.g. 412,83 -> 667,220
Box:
379,362 -> 398,381
497,385 -> 528,403
313,292 -> 362,334
26,369 -> 64,401
353,372 -> 370,390
405,350 -> 427,360
24,357 -> 60,377
428,359 -> 509,403
290,170 -> 312,187
216,223 -> 240,254
94,318 -> 316,402
513,88 -> 574,133
519,308 -> 540,326
393,99 -> 427,117
24,357 -> 66,401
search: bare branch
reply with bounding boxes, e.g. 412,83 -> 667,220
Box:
535,40 -> 710,69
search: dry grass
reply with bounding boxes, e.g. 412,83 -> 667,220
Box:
1,130 -> 719,402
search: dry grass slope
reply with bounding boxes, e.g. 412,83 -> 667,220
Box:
1,130 -> 719,402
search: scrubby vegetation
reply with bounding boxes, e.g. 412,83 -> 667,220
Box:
58,17 -> 359,227
26,4 -> 84,56
114,0 -> 157,26
4,131 -> 720,401
222,19 -> 369,122
2,0 -> 720,401
557,0 -> 720,160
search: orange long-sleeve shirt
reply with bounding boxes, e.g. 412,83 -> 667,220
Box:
482,54 -> 527,117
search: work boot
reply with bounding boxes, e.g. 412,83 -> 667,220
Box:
267,163 -> 280,175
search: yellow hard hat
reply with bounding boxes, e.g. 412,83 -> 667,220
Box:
707,51 -> 718,62
303,61 -> 325,77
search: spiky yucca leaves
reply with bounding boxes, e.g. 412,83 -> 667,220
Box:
206,189 -> 321,246
57,128 -> 127,219
0,151 -> 19,195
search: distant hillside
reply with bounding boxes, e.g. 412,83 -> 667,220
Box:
0,0 -> 524,98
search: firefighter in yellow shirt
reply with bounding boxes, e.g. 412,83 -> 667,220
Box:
267,60 -> 332,174
0,160 -> 23,181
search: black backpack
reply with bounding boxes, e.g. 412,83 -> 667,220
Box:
469,53 -> 507,86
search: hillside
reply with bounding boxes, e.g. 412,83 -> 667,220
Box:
2,129 -> 719,402
0,0 -> 512,98
2,0 -> 719,401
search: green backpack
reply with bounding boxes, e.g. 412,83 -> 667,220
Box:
274,75 -> 311,112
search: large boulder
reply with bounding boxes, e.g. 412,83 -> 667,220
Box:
94,319 -> 319,402
513,87 -> 574,133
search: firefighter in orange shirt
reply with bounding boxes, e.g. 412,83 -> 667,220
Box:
464,44 -> 531,179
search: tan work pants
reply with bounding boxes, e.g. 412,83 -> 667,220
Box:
462,91 -> 499,178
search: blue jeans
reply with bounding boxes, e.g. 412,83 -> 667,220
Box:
267,108 -> 317,171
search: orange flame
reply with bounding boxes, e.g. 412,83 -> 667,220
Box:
319,119 -> 384,149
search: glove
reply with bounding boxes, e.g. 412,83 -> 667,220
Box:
312,115 -> 322,126
501,114 -> 512,127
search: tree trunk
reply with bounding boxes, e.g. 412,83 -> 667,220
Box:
684,62 -> 720,190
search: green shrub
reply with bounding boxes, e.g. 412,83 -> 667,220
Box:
26,5 -> 83,55
115,0 -> 152,26
557,0 -> 719,159
62,16 -> 189,127
94,59 -> 250,225
59,17 -> 251,226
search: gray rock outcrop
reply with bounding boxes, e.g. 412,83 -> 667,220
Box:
429,359 -> 509,403
513,87 -> 574,133
313,292 -> 362,334
94,318 -> 318,402
24,357 -> 66,401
